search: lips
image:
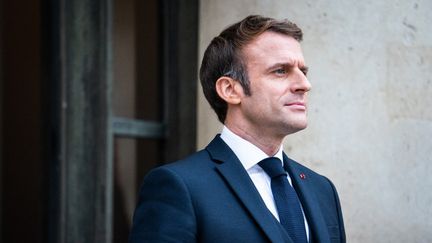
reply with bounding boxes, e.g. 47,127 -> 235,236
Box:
286,101 -> 305,106
284,102 -> 306,110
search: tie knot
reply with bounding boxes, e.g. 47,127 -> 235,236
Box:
258,157 -> 286,178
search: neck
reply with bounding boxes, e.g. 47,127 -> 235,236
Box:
224,122 -> 283,156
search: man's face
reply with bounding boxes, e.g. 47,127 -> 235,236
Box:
239,31 -> 311,138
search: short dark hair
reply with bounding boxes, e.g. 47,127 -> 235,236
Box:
199,15 -> 303,123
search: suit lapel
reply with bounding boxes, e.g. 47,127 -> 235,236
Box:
283,154 -> 331,243
206,136 -> 292,243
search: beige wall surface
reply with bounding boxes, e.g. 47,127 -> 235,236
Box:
197,0 -> 432,242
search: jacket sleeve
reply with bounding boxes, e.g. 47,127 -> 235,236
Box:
326,177 -> 346,243
129,167 -> 197,243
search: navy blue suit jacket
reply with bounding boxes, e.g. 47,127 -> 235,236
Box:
129,136 -> 345,242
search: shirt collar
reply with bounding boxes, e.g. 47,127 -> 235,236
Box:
220,126 -> 284,170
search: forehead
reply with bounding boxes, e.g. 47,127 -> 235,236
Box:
242,31 -> 305,66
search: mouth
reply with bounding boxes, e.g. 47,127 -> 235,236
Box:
284,102 -> 306,110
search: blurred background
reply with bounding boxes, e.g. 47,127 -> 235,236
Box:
1,0 -> 431,242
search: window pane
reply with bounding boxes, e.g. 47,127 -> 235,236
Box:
113,137 -> 162,242
112,0 -> 161,121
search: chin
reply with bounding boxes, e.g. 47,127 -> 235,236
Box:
293,124 -> 307,132
283,121 -> 307,135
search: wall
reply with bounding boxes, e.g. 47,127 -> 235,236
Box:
198,0 -> 432,242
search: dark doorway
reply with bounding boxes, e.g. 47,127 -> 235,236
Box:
1,0 -> 46,242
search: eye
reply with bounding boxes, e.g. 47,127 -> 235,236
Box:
273,68 -> 287,75
300,67 -> 309,76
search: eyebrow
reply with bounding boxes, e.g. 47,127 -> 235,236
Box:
266,62 -> 309,73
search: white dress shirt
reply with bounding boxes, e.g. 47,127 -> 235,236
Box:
220,126 -> 310,240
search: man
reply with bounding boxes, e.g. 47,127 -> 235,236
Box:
129,15 -> 345,243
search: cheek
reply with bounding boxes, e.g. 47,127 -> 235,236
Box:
254,81 -> 284,94
250,80 -> 287,105
278,79 -> 293,93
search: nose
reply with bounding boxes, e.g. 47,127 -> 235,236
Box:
291,70 -> 311,93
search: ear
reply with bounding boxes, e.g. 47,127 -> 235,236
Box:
215,77 -> 243,105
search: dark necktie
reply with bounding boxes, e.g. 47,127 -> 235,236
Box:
259,157 -> 307,243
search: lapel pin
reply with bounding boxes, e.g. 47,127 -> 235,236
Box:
300,173 -> 306,180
